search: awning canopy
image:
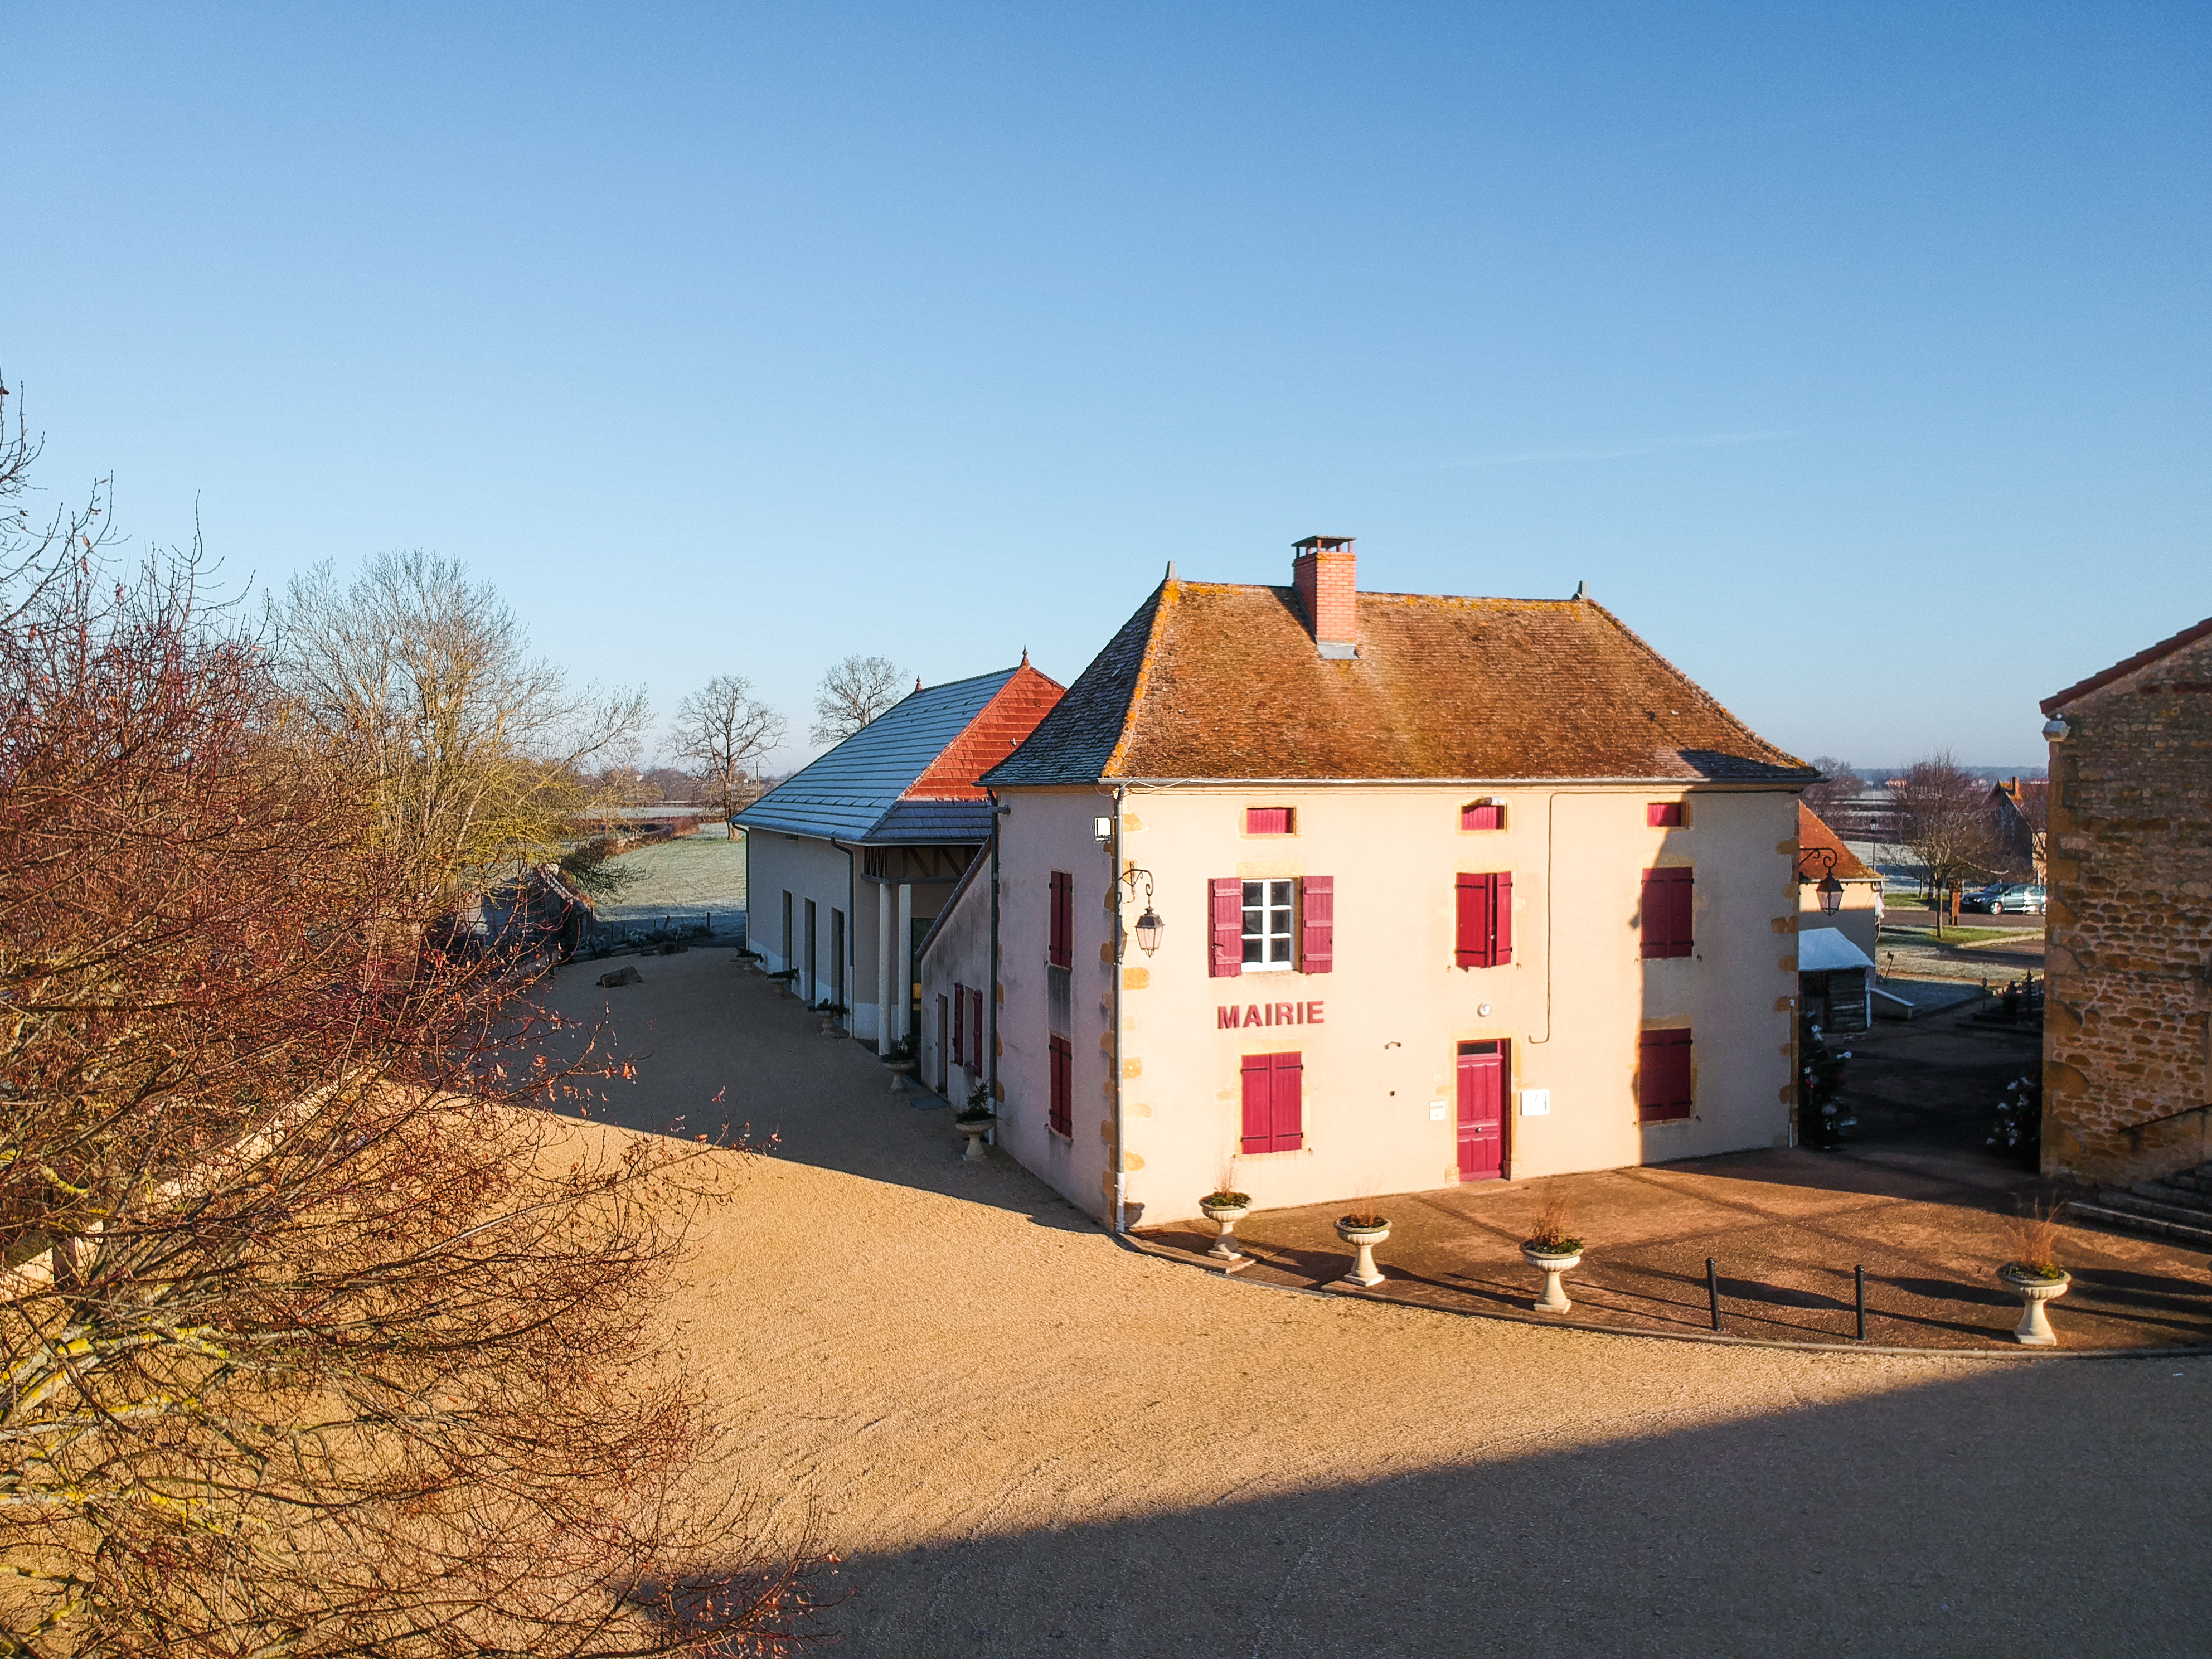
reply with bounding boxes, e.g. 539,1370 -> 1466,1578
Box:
1798,926 -> 1875,973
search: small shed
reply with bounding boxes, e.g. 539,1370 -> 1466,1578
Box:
1798,925 -> 1874,1034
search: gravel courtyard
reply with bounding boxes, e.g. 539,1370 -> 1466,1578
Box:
541,948 -> 2211,1658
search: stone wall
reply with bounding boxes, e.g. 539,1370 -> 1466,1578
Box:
2042,632 -> 2212,1183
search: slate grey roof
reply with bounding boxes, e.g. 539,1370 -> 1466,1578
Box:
736,670 -> 1018,843
870,799 -> 999,843
982,588 -> 1161,787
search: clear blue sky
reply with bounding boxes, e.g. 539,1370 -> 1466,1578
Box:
7,3 -> 2206,774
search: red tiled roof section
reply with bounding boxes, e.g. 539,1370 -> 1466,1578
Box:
1102,583 -> 1811,782
905,661 -> 1067,799
1798,803 -> 1876,881
2041,614 -> 2212,714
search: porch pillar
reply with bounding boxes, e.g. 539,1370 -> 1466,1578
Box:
896,882 -> 914,1046
875,877 -> 894,1056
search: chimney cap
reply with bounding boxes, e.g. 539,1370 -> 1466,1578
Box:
1293,535 -> 1355,553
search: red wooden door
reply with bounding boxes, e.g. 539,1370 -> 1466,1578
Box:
1457,1041 -> 1505,1181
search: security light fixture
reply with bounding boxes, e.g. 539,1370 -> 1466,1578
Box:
2042,717 -> 2070,742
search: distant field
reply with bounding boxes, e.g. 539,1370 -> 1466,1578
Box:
592,828 -> 748,928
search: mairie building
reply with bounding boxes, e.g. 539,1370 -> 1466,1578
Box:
919,536 -> 1818,1226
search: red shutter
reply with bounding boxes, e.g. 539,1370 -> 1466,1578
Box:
1240,1051 -> 1304,1152
1271,1051 -> 1304,1151
1048,870 -> 1073,968
1245,807 -> 1294,835
971,987 -> 984,1073
1638,1029 -> 1693,1120
1457,874 -> 1514,967
1462,802 -> 1503,830
951,982 -> 965,1065
1641,869 -> 1694,959
1648,802 -> 1683,827
1240,1054 -> 1271,1152
1049,1035 -> 1072,1135
1300,876 -> 1333,974
1456,873 -> 1486,967
1210,878 -> 1244,978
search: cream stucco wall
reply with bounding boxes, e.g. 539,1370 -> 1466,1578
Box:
986,783 -> 1802,1226
916,862 -> 996,1103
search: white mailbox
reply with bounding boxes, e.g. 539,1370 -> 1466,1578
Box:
1519,1089 -> 1551,1117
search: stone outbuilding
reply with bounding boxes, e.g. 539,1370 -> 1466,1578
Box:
922,536 -> 1818,1228
2040,614 -> 2212,1184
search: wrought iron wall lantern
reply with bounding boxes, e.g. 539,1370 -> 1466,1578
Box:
1117,866 -> 1162,957
1798,846 -> 1847,916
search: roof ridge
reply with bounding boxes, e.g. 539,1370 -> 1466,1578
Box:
2042,613 -> 2212,714
1102,578 -> 1180,780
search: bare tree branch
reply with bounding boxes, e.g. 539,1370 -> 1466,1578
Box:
1,449 -> 831,1655
808,655 -> 904,747
266,552 -> 651,905
666,676 -> 785,823
1802,756 -> 1864,819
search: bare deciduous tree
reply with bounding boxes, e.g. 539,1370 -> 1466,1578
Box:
1,436 -> 828,1655
668,674 -> 786,821
270,551 -> 651,905
809,654 -> 905,746
1893,750 -> 2001,934
1802,756 -> 1865,819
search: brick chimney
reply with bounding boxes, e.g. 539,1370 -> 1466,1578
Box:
1292,535 -> 1357,659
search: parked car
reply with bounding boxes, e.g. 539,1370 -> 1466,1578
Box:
1963,882 -> 2046,915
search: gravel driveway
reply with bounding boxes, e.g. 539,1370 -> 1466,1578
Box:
540,949 -> 2212,1658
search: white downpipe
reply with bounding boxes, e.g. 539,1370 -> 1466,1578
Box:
875,877 -> 895,1055
895,882 -> 913,1047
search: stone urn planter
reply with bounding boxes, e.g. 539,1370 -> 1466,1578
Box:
1199,1194 -> 1252,1268
1997,1264 -> 2070,1346
954,1114 -> 994,1162
879,1055 -> 919,1095
1333,1216 -> 1390,1288
1521,1245 -> 1584,1314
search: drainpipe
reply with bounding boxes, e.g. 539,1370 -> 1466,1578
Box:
1111,783 -> 1128,1234
988,795 -> 1007,1116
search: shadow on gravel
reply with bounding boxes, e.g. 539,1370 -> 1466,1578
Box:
792,1358 -> 2212,1658
526,949 -> 1106,1236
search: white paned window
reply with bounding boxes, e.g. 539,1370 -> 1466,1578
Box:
1242,879 -> 1295,971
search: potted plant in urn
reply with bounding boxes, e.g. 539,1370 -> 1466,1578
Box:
954,1083 -> 995,1162
1520,1192 -> 1583,1314
1199,1164 -> 1253,1268
1332,1195 -> 1390,1289
879,1036 -> 920,1094
1996,1207 -> 2069,1346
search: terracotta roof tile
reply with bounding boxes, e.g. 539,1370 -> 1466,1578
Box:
1798,803 -> 1877,881
2042,613 -> 2212,714
989,579 -> 1811,784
